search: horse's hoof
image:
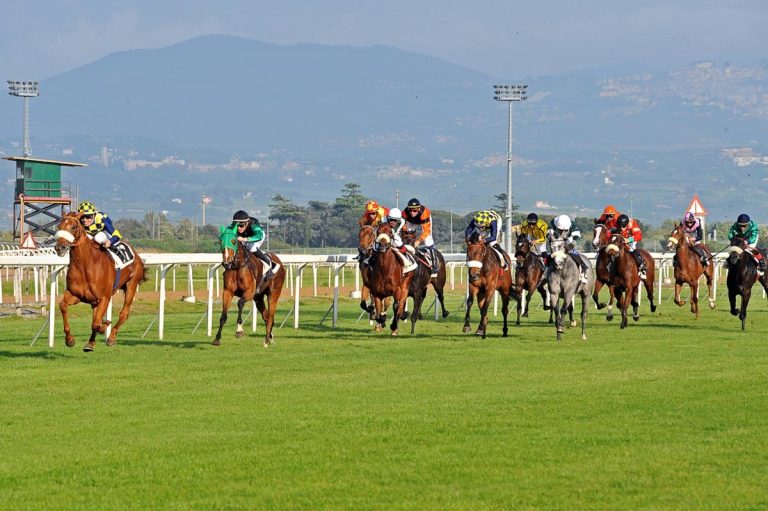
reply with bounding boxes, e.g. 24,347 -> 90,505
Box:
570,320 -> 577,327
106,338 -> 116,347
442,311 -> 450,318
475,329 -> 484,336
542,304 -> 551,311
401,312 -> 410,320
391,330 -> 398,337
708,301 -> 716,309
650,305 -> 657,313
522,311 -> 529,318
374,325 -> 383,332
606,316 -> 614,322
556,326 -> 564,333
596,303 -> 606,310
416,313 -> 423,320
462,326 -> 472,334
211,339 -> 221,346
675,300 -> 686,307
730,309 -> 739,316
83,345 -> 94,353
235,330 -> 244,338
263,342 -> 269,348
633,316 -> 639,322
65,338 -> 76,348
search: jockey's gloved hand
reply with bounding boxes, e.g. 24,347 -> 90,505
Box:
571,230 -> 581,239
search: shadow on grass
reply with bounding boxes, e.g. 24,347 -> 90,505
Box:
0,350 -> 66,359
117,339 -> 211,349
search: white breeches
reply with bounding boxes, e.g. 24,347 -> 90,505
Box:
93,232 -> 110,245
245,239 -> 265,252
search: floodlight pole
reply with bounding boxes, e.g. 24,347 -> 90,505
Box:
493,84 -> 527,254
7,80 -> 40,157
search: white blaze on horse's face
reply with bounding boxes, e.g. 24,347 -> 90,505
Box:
552,250 -> 568,270
667,236 -> 679,252
54,227 -> 76,256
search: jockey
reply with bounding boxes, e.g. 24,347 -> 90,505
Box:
404,197 -> 439,276
546,214 -> 589,283
728,213 -> 765,272
464,209 -> 507,269
77,201 -> 122,249
681,212 -> 708,266
595,205 -> 621,230
519,212 -> 548,256
359,200 -> 389,227
612,214 -> 648,279
231,210 -> 279,279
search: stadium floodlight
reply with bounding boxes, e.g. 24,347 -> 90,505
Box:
8,80 -> 40,157
492,83 -> 528,254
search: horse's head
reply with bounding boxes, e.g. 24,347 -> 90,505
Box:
375,222 -> 393,251
358,225 -> 375,253
551,250 -> 569,271
515,234 -> 531,255
605,233 -> 626,257
592,224 -> 609,249
465,238 -> 486,283
402,229 -> 417,247
666,223 -> 686,251
219,225 -> 244,270
54,212 -> 85,257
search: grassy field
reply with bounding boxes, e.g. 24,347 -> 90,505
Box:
1,287 -> 768,510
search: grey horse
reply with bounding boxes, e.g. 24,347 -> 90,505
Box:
545,249 -> 596,341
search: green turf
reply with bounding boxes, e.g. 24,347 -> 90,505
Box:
1,287 -> 767,510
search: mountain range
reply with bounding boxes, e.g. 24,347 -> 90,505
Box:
1,34 -> 766,226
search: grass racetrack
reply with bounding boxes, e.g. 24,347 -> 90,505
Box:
1,286 -> 768,510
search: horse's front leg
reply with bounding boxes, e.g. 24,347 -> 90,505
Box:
592,280 -> 607,310
553,297 -> 563,341
501,295 -> 510,337
631,285 -> 640,322
373,296 -> 385,332
579,293 -> 589,341
674,280 -> 686,307
515,290 -> 524,325
235,296 -> 247,338
84,297 -> 111,352
213,289 -> 235,346
740,289 -> 751,331
463,290 -> 475,334
690,281 -> 700,318
619,289 -> 631,329
59,290 -> 80,348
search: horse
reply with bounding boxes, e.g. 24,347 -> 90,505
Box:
463,232 -> 518,339
368,222 -> 414,335
54,212 -> 146,352
666,223 -> 715,318
604,233 -> 657,329
591,223 -> 618,320
513,233 -> 551,325
213,226 -> 286,347
402,229 -> 450,328
725,238 -> 760,331
357,224 -> 390,320
546,248 -> 595,341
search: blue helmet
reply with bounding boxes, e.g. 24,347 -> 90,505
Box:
737,213 -> 750,225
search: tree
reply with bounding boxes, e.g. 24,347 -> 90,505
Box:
493,193 -> 520,215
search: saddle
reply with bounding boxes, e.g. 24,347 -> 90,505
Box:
106,242 -> 135,269
394,247 -> 417,273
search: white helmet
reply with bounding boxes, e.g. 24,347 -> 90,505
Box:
387,207 -> 402,221
554,214 -> 572,231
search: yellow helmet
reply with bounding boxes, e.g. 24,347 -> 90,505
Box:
365,200 -> 379,212
474,210 -> 492,228
78,201 -> 97,215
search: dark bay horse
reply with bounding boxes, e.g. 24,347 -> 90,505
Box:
357,224 -> 390,319
604,233 -> 657,329
368,223 -> 414,335
546,249 -> 595,341
54,212 -> 146,352
463,232 -> 518,339
666,224 -> 715,318
725,239 -> 760,331
214,226 -> 285,347
513,234 -> 550,325
591,223 -> 618,320
402,229 -> 450,328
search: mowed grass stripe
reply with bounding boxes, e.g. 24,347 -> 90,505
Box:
1,289 -> 767,510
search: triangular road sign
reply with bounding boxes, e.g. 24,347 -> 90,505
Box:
686,194 -> 709,216
21,232 -> 38,250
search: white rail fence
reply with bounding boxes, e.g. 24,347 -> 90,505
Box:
0,248 -> 741,348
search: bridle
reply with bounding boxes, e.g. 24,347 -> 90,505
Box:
55,217 -> 87,254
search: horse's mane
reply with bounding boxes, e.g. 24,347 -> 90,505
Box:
468,231 -> 482,244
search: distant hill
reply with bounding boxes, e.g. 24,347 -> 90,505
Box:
1,35 -> 766,225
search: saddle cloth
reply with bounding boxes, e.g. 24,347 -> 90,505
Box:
394,249 -> 417,273
107,242 -> 135,270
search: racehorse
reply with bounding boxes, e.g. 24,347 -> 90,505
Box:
368,222 -> 414,335
357,224 -> 390,319
54,212 -> 146,352
402,229 -> 450,328
463,232 -> 518,339
513,233 -> 550,325
546,248 -> 595,341
604,233 -> 657,329
591,223 -> 618,320
213,226 -> 286,347
725,238 -> 760,331
666,223 -> 715,318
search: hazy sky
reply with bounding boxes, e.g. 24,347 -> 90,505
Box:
1,0 -> 765,80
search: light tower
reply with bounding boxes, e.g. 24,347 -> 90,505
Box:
7,80 -> 40,157
493,83 -> 527,253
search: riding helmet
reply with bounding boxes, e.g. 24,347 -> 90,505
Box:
553,214 -> 572,231
365,200 -> 379,211
526,212 -> 538,224
684,212 -> 695,224
603,205 -> 617,216
617,214 -> 630,228
78,201 -> 97,215
406,198 -> 421,210
232,210 -> 250,223
387,207 -> 403,221
474,210 -> 492,227
737,213 -> 750,225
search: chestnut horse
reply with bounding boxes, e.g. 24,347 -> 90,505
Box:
666,223 -> 715,318
604,233 -> 657,329
213,226 -> 285,347
513,234 -> 550,325
725,238 -> 760,331
591,223 -> 618,320
463,232 -> 518,339
54,212 -> 146,352
368,222 -> 414,335
402,229 -> 450,325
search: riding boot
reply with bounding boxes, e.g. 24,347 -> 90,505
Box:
692,246 -> 708,266
429,246 -> 439,276
633,251 -> 647,279
570,253 -> 589,284
255,249 -> 276,279
356,247 -> 365,262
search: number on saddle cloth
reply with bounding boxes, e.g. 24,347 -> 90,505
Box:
107,242 -> 135,269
